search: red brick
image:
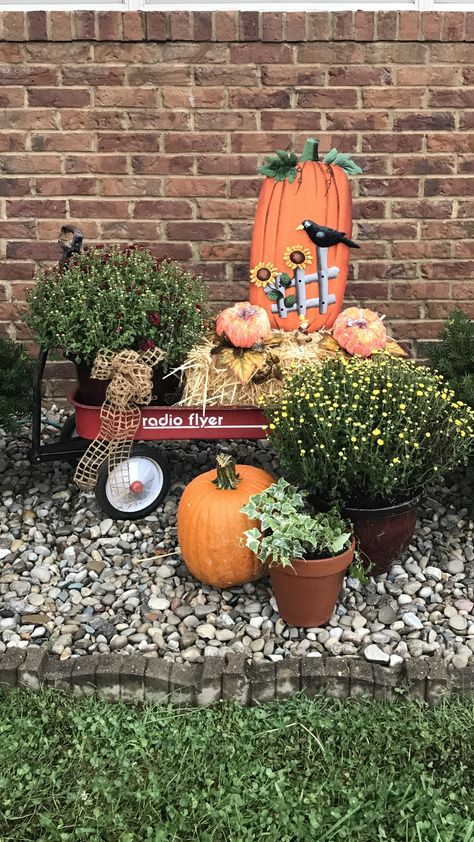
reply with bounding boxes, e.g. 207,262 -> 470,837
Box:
196,155 -> 257,176
164,133 -> 226,152
422,220 -> 473,240
1,154 -> 62,174
329,66 -> 392,86
228,87 -> 289,109
230,43 -> 293,64
0,89 -> 24,108
214,12 -> 237,41
28,88 -> 90,108
62,111 -> 125,132
261,13 -> 283,43
2,12 -> 26,41
98,134 -> 160,153
25,43 -> 91,62
306,13 -> 331,42
379,302 -> 421,320
166,221 -> 225,241
197,198 -> 254,219
74,11 -> 95,41
239,11 -> 259,41
421,12 -> 442,41
0,263 -> 35,281
169,11 -> 192,41
62,66 -> 126,86
229,180 -> 260,198
68,200 -> 129,218
334,12 -> 354,41
428,88 -> 474,108
421,261 -> 473,280
231,132 -> 292,153
327,111 -> 388,131
442,12 -> 465,41
133,200 -> 193,219
32,133 -> 93,152
376,12 -> 397,40
195,66 -> 257,86
128,112 -> 189,131
392,241 -> 447,259
0,178 -> 30,197
94,44 -> 160,64
427,133 -> 474,153
426,302 -> 474,320
7,199 -> 66,218
359,179 -> 419,198
362,134 -> 424,153
0,110 -> 58,131
392,199 -> 453,219
392,321 -> 445,340
48,12 -> 72,41
430,44 -> 473,62
163,43 -> 226,63
95,88 -> 156,108
392,282 -> 448,300
0,134 -> 27,152
37,218 -> 99,240
100,221 -> 159,241
97,12 -> 122,41
452,283 -> 474,300
261,111 -> 322,131
65,154 -> 128,174
453,241 -> 474,258
132,155 -> 193,176
395,112 -> 455,132
354,11 -> 374,41
128,66 -> 190,86
262,66 -> 323,87
0,44 -> 22,63
366,42 -> 428,64
424,177 -> 474,197
392,155 -> 456,176
348,282 -> 388,300
362,88 -> 423,108
285,13 -> 306,42
193,12 -> 212,41
0,66 -> 58,86
458,200 -> 474,218
6,241 -> 59,261
165,177 -> 226,198
146,12 -> 167,41
27,11 -> 47,41
398,12 -> 419,41
298,89 -> 358,108
34,177 -> 96,196
0,221 -> 36,238
357,261 -> 417,281
122,12 -> 145,41
298,43 -> 365,64
357,221 -> 418,240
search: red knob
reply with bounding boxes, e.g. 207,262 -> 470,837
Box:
130,480 -> 144,494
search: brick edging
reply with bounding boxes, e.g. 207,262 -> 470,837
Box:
1,648 -> 474,706
0,11 -> 473,44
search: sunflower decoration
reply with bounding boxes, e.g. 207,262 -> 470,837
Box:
250,261 -> 279,289
283,245 -> 313,271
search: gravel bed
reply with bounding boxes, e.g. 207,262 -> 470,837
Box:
1,407 -> 473,669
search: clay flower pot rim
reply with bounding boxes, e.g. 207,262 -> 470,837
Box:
343,492 -> 422,520
270,538 -> 355,578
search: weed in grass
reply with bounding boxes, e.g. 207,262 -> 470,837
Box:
0,691 -> 474,842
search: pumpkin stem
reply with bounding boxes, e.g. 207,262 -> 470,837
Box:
300,138 -> 320,162
214,453 -> 241,490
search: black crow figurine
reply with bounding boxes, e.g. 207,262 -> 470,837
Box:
296,219 -> 360,249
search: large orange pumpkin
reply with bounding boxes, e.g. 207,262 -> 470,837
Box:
249,138 -> 361,334
333,307 -> 387,357
216,301 -> 271,348
177,454 -> 274,588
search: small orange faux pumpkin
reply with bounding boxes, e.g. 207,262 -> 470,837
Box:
177,454 -> 274,588
216,301 -> 271,349
332,307 -> 387,357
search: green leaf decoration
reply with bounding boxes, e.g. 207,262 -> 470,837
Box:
284,295 -> 296,308
266,289 -> 283,302
287,168 -> 298,184
279,273 -> 292,288
323,148 -> 363,176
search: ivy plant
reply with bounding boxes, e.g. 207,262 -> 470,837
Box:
241,478 -> 352,568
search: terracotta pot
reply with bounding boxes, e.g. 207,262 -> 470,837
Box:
269,540 -> 355,628
74,361 -> 180,407
343,496 -> 420,577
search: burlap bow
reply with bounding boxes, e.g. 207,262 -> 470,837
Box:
74,346 -> 164,493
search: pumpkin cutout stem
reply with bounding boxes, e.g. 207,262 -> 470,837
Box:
300,137 -> 320,162
213,453 -> 241,490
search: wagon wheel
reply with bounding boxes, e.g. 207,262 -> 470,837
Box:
59,414 -> 80,467
95,444 -> 170,521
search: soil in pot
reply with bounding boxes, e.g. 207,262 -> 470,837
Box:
75,361 -> 181,407
343,496 -> 420,577
269,540 -> 354,628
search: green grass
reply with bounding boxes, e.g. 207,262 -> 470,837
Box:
1,690 -> 474,842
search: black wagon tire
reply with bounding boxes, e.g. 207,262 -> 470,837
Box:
59,414 -> 80,467
94,443 -> 170,520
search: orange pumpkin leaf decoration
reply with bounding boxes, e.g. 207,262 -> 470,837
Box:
249,138 -> 362,334
332,307 -> 387,357
216,301 -> 271,349
177,454 -> 274,588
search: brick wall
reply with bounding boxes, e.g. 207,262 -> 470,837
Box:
0,10 -> 473,396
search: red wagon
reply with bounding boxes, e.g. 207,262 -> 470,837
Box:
29,349 -> 267,520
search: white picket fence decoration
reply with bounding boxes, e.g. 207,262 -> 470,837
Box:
269,246 -> 338,320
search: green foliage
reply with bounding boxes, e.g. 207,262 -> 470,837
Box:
241,477 -> 352,567
0,337 -> 34,431
258,149 -> 298,183
428,309 -> 474,408
323,147 -> 363,175
25,247 -> 207,371
1,689 -> 474,841
264,355 -> 474,507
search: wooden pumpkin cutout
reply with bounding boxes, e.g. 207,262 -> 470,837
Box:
249,138 -> 362,334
